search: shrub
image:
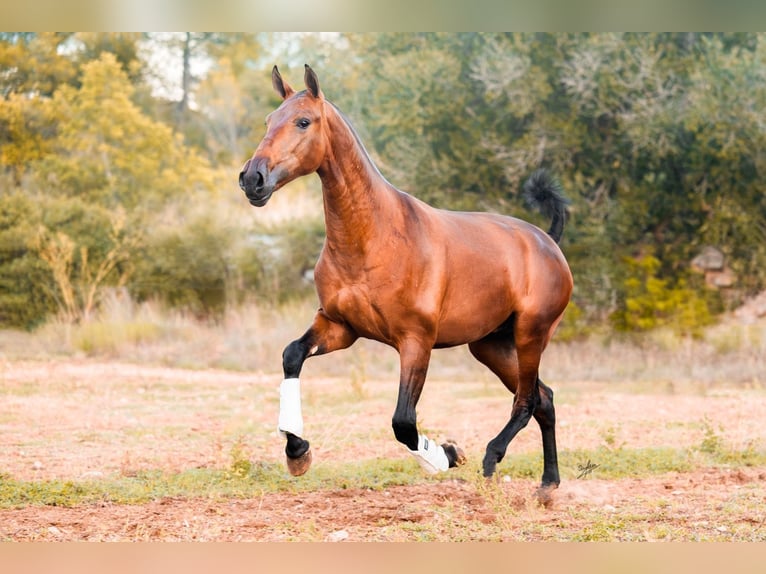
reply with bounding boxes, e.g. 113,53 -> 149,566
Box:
553,300 -> 589,342
260,217 -> 326,303
130,212 -> 236,317
611,254 -> 714,337
0,191 -> 57,328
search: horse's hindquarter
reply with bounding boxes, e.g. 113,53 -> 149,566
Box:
433,210 -> 572,346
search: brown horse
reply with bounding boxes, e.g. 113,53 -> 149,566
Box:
239,65 -> 573,493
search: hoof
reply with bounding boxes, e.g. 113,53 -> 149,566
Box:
443,440 -> 467,467
286,448 -> 312,476
535,483 -> 558,508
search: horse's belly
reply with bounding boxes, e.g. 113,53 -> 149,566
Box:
433,292 -> 513,347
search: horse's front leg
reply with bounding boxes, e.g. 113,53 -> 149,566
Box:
392,338 -> 466,474
280,310 -> 357,476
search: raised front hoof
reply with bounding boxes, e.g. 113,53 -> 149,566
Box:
442,440 -> 467,468
286,448 -> 313,476
535,482 -> 559,508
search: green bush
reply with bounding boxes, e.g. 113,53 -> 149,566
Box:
0,191 -> 57,328
260,217 -> 326,303
130,213 -> 236,317
553,300 -> 589,342
611,254 -> 714,336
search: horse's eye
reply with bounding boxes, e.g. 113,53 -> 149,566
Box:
296,118 -> 311,129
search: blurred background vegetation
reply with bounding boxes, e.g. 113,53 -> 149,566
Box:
1,32 -> 765,356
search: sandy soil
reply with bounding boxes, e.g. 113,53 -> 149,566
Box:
1,359 -> 764,541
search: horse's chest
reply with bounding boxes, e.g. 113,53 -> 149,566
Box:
314,264 -> 397,341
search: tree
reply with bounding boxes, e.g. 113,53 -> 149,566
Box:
37,52 -> 215,211
33,201 -> 140,323
0,33 -> 77,98
1,50 -> 220,326
332,33 -> 766,323
73,33 -> 145,83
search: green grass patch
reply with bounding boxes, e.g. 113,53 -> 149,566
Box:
2,441 -> 764,510
0,458 -> 429,510
492,446 -> 695,481
493,440 -> 766,482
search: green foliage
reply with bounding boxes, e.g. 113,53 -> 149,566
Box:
698,417 -> 725,456
611,255 -> 714,336
0,33 -> 77,98
38,53 -> 215,211
0,189 -> 56,327
226,214 -> 326,307
32,196 -> 139,323
73,33 -> 145,83
131,210 -> 234,317
3,33 -> 766,330
331,33 -> 766,329
552,300 -> 588,342
72,320 -> 161,356
0,458 -> 427,510
0,38 -> 221,325
2,442 -> 763,511
0,93 -> 56,176
260,218 -> 326,304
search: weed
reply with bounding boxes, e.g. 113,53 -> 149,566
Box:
226,437 -> 253,480
698,417 -> 725,455
576,459 -> 600,479
571,521 -> 621,541
600,424 -> 625,450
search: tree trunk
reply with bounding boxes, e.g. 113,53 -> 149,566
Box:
177,32 -> 192,128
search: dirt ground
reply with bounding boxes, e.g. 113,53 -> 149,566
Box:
1,359 -> 765,541
2,467 -> 766,541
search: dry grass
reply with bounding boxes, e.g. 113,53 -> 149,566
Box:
4,293 -> 765,395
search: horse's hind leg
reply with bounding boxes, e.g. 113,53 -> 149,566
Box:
280,310 -> 357,475
534,378 -> 560,489
469,326 -> 559,489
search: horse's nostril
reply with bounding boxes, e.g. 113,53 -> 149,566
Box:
239,160 -> 268,194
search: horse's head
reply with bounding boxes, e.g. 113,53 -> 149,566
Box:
239,65 -> 327,207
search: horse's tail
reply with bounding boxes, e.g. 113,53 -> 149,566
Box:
522,169 -> 569,244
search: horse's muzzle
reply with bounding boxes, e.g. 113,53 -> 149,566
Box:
239,159 -> 272,207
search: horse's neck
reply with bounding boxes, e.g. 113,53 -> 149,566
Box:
317,107 -> 396,252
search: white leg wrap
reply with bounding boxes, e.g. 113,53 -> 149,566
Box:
278,378 -> 303,438
409,434 -> 449,474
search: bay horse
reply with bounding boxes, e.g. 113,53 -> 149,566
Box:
239,65 -> 573,495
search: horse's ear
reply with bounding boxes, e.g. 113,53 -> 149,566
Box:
304,64 -> 323,99
272,65 -> 294,100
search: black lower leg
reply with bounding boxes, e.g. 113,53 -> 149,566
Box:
392,376 -> 421,451
534,378 -> 560,487
282,337 -> 312,379
392,415 -> 419,451
483,394 -> 538,477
